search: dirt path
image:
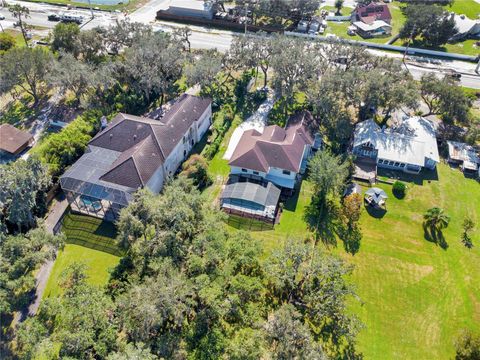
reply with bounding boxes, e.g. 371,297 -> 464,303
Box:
11,193 -> 69,326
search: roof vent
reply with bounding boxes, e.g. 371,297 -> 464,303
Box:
109,133 -> 113,140
133,134 -> 137,141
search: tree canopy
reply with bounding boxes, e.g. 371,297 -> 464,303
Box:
400,4 -> 458,47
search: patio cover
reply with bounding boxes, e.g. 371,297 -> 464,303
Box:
365,187 -> 388,204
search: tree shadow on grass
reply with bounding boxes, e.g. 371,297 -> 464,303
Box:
423,224 -> 448,250
365,205 -> 387,219
304,198 -> 338,248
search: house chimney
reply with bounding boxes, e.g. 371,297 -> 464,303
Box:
133,134 -> 137,141
109,133 -> 113,140
100,116 -> 107,129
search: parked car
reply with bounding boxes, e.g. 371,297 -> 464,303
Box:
60,13 -> 83,24
0,15 -> 6,20
48,13 -> 61,21
445,69 -> 461,80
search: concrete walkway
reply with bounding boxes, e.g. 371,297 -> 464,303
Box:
223,91 -> 275,161
28,193 -> 69,317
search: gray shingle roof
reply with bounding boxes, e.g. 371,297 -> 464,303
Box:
220,181 -> 281,208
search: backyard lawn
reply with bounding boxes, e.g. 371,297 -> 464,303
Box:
447,0 -> 480,19
342,164 -> 480,359
218,156 -> 480,358
43,213 -> 121,299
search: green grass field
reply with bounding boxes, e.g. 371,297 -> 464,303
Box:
343,164 -> 480,359
213,142 -> 480,359
43,213 -> 121,299
447,0 -> 480,19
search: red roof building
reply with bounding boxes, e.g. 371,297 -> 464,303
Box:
353,2 -> 392,25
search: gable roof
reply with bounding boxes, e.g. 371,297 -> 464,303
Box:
0,124 -> 33,155
355,2 -> 392,24
354,117 -> 439,167
229,111 -> 314,173
62,94 -> 211,191
99,135 -> 163,188
353,20 -> 391,32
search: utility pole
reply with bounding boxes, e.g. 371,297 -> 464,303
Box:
88,0 -> 94,20
244,2 -> 248,35
402,24 -> 415,74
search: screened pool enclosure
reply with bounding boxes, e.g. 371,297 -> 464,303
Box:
60,146 -> 135,221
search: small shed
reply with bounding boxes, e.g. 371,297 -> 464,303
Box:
220,181 -> 281,223
447,141 -> 479,174
343,183 -> 362,198
0,124 -> 34,156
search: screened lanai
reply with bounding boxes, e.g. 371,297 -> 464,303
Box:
220,180 -> 281,223
60,146 -> 135,221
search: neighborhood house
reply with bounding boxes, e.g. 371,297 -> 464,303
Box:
451,14 -> 480,41
221,111 -> 319,223
353,20 -> 392,38
352,2 -> 392,25
0,124 -> 34,163
228,111 -> 320,190
447,140 -> 479,176
353,117 -> 440,179
60,94 -> 212,220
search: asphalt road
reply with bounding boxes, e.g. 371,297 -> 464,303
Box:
1,0 -> 479,89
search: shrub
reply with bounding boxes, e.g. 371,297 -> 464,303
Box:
180,154 -> 212,190
0,32 -> 16,53
33,110 -> 102,178
392,181 -> 406,199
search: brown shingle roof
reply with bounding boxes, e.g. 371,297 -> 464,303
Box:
0,124 -> 33,155
229,111 -> 314,173
88,94 -> 211,188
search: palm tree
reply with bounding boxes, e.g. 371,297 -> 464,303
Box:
423,207 -> 450,235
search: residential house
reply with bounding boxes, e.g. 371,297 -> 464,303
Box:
447,141 -> 479,176
60,94 -> 212,220
0,124 -> 34,163
352,117 -> 440,177
228,111 -> 320,190
450,14 -> 480,41
353,20 -> 392,38
352,2 -> 392,25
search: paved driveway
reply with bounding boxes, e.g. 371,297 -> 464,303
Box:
223,92 -> 275,160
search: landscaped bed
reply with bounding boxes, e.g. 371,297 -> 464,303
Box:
42,213 -> 121,299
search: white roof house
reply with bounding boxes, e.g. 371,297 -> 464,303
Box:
451,14 -> 480,40
353,117 -> 439,173
353,20 -> 392,32
447,141 -> 479,172
353,20 -> 392,38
